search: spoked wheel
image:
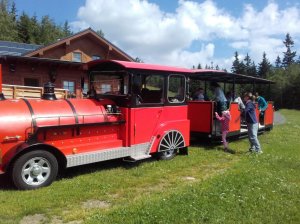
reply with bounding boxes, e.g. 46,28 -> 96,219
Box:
158,130 -> 185,160
12,150 -> 58,190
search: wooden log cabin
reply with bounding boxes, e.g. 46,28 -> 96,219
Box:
0,28 -> 134,99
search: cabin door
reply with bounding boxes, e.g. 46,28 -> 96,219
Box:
132,107 -> 163,145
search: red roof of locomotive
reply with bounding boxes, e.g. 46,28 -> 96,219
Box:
87,60 -> 192,73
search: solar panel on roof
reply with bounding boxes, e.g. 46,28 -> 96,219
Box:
0,41 -> 41,56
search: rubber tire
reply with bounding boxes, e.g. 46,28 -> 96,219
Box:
11,150 -> 58,190
157,149 -> 177,160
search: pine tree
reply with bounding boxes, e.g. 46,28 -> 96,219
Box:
243,53 -> 252,76
10,1 -> 17,22
17,12 -> 32,43
197,63 -> 202,69
215,65 -> 219,70
258,52 -> 271,78
249,62 -> 257,76
231,51 -> 245,74
275,56 -> 281,68
0,0 -> 18,41
30,15 -> 40,44
96,30 -> 104,37
282,33 -> 296,68
63,21 -> 72,37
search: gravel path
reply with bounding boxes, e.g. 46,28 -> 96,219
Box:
274,111 -> 286,125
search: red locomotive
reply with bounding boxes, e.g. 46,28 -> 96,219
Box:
0,61 -> 190,190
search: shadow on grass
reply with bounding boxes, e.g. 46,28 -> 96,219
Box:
0,173 -> 14,190
0,156 -> 160,190
60,157 -> 158,180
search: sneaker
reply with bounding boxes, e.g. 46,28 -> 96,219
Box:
248,148 -> 255,152
256,150 -> 263,154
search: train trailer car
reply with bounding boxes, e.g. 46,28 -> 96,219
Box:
0,61 -> 190,190
187,70 -> 275,140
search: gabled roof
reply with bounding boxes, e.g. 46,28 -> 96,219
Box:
0,41 -> 41,56
24,28 -> 134,61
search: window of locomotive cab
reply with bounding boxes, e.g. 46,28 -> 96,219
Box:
90,71 -> 129,95
168,75 -> 186,103
132,73 -> 164,105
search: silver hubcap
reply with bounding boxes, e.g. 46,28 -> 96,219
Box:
159,131 -> 184,157
21,157 -> 51,186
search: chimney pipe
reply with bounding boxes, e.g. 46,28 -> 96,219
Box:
42,82 -> 57,100
0,64 -> 5,101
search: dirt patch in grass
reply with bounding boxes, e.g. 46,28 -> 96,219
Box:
19,214 -> 47,224
82,199 -> 111,209
182,176 -> 196,181
50,216 -> 82,224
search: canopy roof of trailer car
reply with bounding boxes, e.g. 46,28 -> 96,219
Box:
87,60 -> 192,74
191,69 -> 275,84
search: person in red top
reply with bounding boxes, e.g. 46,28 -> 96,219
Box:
215,110 -> 231,152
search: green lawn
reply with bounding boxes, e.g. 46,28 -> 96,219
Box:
0,110 -> 299,224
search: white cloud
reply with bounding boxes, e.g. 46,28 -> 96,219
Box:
71,0 -> 300,70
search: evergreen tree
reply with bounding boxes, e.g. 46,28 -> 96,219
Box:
134,57 -> 143,63
258,52 -> 271,78
231,51 -> 245,74
249,61 -> 257,76
96,30 -> 104,37
0,0 -> 18,41
243,53 -> 252,76
17,12 -> 32,43
30,15 -> 40,44
10,1 -> 16,22
39,15 -> 61,44
275,55 -> 281,68
215,65 -> 219,70
63,21 -> 72,37
282,33 -> 296,68
197,63 -> 202,69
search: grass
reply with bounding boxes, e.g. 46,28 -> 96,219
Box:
0,109 -> 299,224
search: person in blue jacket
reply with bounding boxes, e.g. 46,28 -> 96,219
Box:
243,92 -> 262,154
255,92 -> 268,124
255,92 -> 268,113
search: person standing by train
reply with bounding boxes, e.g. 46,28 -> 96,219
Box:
255,92 -> 268,124
243,92 -> 262,154
215,110 -> 232,153
210,82 -> 227,115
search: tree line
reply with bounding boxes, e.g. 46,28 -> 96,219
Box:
192,33 -> 300,109
0,0 -> 73,45
231,33 -> 300,110
1,1 -> 299,109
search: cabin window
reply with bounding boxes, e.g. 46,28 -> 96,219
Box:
168,75 -> 186,103
72,52 -> 82,62
90,71 -> 129,95
92,55 -> 101,60
133,74 -> 164,104
63,81 -> 75,94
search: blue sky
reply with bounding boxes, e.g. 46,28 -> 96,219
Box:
13,0 -> 300,69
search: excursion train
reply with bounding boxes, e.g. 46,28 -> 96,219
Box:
0,60 -> 274,190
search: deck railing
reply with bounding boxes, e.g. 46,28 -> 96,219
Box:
2,84 -> 68,99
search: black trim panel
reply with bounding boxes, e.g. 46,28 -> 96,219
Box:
64,99 -> 79,124
22,98 -> 37,128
